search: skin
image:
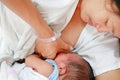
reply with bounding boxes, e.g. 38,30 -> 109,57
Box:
80,0 -> 120,38
25,54 -> 53,77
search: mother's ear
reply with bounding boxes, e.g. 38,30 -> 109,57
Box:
59,63 -> 67,76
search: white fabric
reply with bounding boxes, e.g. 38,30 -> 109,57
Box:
12,63 -> 48,80
73,24 -> 120,76
0,61 -> 18,80
32,0 -> 79,32
0,2 -> 37,80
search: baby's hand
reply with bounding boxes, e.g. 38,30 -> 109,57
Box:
96,24 -> 113,33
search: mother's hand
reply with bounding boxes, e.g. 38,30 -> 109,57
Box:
35,37 -> 72,59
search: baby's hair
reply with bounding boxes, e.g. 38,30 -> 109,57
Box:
62,61 -> 90,80
62,53 -> 91,80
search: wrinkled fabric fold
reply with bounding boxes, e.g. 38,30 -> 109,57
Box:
0,2 -> 37,80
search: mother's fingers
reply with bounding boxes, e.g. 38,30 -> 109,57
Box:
96,25 -> 113,33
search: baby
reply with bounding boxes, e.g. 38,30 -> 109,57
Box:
12,52 -> 91,80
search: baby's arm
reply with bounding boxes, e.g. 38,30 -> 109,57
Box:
25,54 -> 53,77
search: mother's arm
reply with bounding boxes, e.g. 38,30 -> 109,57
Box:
0,0 -> 71,59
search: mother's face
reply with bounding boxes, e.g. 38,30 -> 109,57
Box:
81,0 -> 120,38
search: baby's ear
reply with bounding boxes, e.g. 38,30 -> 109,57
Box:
59,63 -> 67,76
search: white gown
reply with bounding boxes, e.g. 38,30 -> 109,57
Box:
73,24 -> 120,76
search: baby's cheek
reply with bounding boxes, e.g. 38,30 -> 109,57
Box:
8,69 -> 18,80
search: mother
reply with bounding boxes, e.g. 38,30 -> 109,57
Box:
1,0 -> 120,80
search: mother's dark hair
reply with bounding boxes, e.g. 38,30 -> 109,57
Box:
115,0 -> 120,9
114,0 -> 120,15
